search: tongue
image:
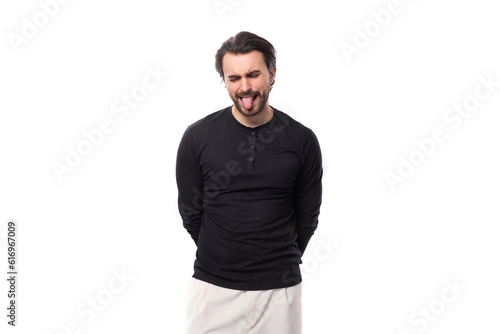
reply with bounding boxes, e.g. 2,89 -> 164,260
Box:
241,96 -> 254,109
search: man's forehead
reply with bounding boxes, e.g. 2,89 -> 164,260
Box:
222,51 -> 266,75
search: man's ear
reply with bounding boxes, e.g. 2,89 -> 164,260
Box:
270,66 -> 277,85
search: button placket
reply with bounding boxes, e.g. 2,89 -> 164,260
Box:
247,131 -> 256,170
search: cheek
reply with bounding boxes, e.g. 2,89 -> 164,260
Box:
229,88 -> 238,97
255,79 -> 270,91
226,85 -> 236,95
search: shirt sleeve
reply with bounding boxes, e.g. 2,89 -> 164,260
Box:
176,126 -> 204,246
294,129 -> 323,256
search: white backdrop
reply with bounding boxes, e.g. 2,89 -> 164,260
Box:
1,0 -> 499,333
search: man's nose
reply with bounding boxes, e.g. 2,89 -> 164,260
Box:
240,77 -> 251,92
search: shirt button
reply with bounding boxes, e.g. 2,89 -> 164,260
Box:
250,145 -> 255,149
251,132 -> 256,136
249,157 -> 254,161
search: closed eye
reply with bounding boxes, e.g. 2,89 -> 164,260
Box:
227,71 -> 261,82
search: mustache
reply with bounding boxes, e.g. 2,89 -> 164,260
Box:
237,90 -> 260,98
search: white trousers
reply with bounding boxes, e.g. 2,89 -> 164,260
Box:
185,277 -> 302,334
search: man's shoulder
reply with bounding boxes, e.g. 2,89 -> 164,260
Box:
273,107 -> 321,161
186,106 -> 230,133
273,107 -> 315,139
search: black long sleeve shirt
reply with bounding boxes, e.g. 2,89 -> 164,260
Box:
176,106 -> 322,290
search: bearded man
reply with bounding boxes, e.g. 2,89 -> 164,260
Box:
176,31 -> 323,334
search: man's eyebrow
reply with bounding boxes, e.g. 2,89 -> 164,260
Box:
227,70 -> 261,79
247,70 -> 261,76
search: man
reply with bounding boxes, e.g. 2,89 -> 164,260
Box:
176,31 -> 322,334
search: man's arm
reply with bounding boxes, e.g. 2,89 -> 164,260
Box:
176,126 -> 204,245
294,129 -> 323,256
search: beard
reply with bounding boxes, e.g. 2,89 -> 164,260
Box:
231,87 -> 270,117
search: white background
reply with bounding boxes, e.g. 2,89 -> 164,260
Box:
1,0 -> 499,333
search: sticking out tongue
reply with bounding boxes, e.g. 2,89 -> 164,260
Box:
241,96 -> 254,110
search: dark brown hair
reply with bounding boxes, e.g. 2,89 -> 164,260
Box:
215,31 -> 277,86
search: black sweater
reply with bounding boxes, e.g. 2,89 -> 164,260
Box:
176,106 -> 322,290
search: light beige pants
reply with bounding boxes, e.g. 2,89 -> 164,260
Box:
185,277 -> 302,334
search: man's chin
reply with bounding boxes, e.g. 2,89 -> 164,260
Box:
241,106 -> 258,115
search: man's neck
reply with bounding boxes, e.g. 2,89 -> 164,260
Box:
231,105 -> 274,128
